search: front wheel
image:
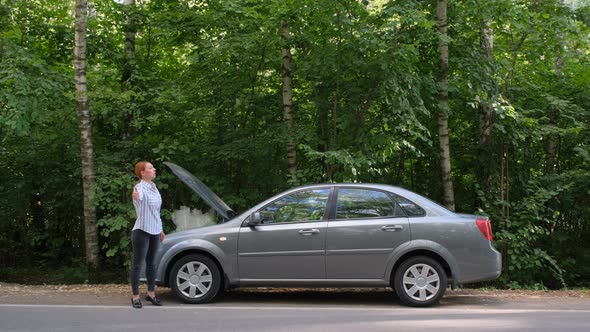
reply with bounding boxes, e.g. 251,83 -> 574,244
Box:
170,254 -> 221,304
393,256 -> 447,307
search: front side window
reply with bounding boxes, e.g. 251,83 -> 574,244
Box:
335,189 -> 400,219
258,188 -> 330,224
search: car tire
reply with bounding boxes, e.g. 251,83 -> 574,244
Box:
393,256 -> 447,307
170,254 -> 221,304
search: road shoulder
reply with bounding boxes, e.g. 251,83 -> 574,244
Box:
0,283 -> 588,309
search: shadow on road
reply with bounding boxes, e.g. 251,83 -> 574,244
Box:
156,287 -> 505,308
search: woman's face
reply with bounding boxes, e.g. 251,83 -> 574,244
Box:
141,163 -> 156,181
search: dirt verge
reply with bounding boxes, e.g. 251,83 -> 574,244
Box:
1,282 -> 588,306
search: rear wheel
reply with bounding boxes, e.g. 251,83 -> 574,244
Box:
170,254 -> 221,304
393,256 -> 447,307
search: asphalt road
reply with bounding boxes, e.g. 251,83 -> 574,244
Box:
1,304 -> 589,332
1,288 -> 589,331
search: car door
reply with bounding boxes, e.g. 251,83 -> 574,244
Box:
238,188 -> 331,279
326,187 -> 410,279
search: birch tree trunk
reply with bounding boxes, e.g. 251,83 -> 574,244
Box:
436,0 -> 455,211
281,22 -> 296,179
75,0 -> 99,271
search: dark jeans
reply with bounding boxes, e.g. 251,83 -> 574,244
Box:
130,229 -> 160,296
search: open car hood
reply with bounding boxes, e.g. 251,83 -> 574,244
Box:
164,162 -> 235,221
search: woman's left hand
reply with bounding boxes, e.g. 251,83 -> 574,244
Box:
132,186 -> 140,201
160,231 -> 165,242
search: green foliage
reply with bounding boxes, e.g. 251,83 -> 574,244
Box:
0,265 -> 89,285
494,179 -> 568,288
1,0 -> 590,287
94,162 -> 136,260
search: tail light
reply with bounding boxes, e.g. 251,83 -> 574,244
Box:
476,217 -> 493,241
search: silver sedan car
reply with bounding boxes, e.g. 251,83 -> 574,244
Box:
150,162 -> 501,307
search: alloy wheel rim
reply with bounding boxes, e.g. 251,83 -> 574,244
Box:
402,263 -> 440,302
176,261 -> 213,298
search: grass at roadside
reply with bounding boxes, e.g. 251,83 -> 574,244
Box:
0,266 -> 127,285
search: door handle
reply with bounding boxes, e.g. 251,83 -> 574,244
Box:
298,229 -> 320,236
381,225 -> 403,232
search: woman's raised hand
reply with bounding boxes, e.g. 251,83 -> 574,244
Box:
132,186 -> 140,201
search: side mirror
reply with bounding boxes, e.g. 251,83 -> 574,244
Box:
248,212 -> 262,227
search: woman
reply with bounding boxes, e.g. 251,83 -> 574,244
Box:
130,161 -> 165,308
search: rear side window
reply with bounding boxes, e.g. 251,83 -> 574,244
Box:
390,193 -> 425,217
336,189 -> 402,219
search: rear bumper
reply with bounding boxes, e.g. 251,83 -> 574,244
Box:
461,268 -> 502,284
458,245 -> 502,284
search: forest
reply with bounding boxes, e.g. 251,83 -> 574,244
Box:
1,0 -> 589,288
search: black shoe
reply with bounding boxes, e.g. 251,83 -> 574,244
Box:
145,294 -> 162,306
132,298 -> 142,309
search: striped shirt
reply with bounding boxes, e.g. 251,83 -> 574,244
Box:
132,180 -> 163,235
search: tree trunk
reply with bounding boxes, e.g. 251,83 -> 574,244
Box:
122,0 -> 136,140
281,22 -> 296,179
74,0 -> 99,272
504,32 -> 528,100
545,7 -> 564,174
333,6 -> 341,150
545,130 -> 558,174
313,82 -> 330,182
477,18 -> 494,207
436,0 -> 455,211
